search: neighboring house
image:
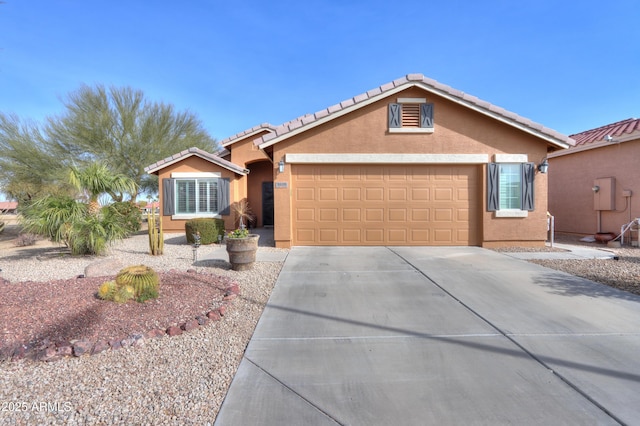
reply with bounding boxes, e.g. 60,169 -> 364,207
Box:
145,73 -> 573,248
548,118 -> 640,238
0,201 -> 18,214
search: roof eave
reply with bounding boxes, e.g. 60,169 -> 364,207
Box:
144,152 -> 249,176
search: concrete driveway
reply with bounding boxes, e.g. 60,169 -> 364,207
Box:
215,247 -> 640,425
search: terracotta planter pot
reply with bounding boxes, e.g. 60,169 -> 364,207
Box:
226,234 -> 260,271
594,232 -> 616,244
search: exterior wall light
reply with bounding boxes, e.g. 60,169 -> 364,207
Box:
278,159 -> 285,173
592,185 -> 600,193
537,158 -> 549,174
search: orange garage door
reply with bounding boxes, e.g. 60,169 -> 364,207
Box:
292,164 -> 479,246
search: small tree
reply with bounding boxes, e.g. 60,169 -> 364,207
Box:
20,163 -> 138,255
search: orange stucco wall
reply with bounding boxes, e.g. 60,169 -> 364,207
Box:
271,87 -> 551,247
548,139 -> 640,236
155,156 -> 242,232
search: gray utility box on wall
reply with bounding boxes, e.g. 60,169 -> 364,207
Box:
593,177 -> 615,211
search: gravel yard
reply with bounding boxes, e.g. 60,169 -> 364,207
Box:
496,233 -> 640,296
0,226 -> 286,425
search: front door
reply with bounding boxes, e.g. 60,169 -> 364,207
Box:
262,182 -> 274,226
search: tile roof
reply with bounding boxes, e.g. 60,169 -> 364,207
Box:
0,201 -> 18,211
569,118 -> 640,146
144,147 -> 249,175
255,73 -> 575,150
219,123 -> 277,147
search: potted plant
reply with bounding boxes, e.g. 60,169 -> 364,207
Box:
225,228 -> 260,271
232,199 -> 256,230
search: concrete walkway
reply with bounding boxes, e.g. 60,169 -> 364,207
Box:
215,247 -> 640,425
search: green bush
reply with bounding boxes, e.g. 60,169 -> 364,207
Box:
105,201 -> 142,234
185,218 -> 225,245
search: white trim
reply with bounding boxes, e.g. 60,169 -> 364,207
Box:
285,153 -> 489,164
388,127 -> 434,134
172,213 -> 220,220
495,210 -> 529,218
494,154 -> 528,163
171,172 -> 221,178
397,97 -> 427,103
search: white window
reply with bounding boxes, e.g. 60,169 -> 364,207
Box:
498,164 -> 522,210
175,178 -> 218,215
487,162 -> 535,216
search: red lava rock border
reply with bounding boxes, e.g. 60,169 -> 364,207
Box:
1,283 -> 241,363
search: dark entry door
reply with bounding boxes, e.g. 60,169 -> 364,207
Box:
262,182 -> 274,226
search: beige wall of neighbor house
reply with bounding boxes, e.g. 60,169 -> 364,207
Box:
270,87 -> 552,248
156,156 -> 241,232
549,139 -> 640,236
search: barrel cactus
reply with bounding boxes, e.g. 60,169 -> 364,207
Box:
116,265 -> 160,302
97,280 -> 117,300
96,264 -> 160,303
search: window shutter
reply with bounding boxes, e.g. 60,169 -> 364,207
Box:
420,103 -> 434,128
388,103 -> 401,128
217,178 -> 230,215
487,163 -> 499,212
162,178 -> 175,215
521,162 -> 535,211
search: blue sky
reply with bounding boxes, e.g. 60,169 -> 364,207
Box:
1,0 -> 639,143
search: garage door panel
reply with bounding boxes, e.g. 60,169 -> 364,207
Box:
297,208 -> 315,221
342,208 -> 361,221
292,164 -> 478,246
365,187 -> 384,201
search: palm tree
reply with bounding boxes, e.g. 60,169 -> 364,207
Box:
68,163 -> 137,215
21,162 -> 139,255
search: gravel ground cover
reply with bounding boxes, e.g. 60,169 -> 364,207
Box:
495,233 -> 640,296
0,226 -> 286,425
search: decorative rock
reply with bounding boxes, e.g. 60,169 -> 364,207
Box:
166,325 -> 182,336
92,340 -> 110,355
145,329 -> 166,339
109,340 -> 122,351
13,343 -> 34,360
218,305 -> 227,316
206,311 -> 221,321
73,340 -> 94,357
120,337 -> 136,348
226,284 -> 240,294
186,269 -> 197,274
196,315 -> 208,326
183,319 -> 199,332
84,258 -> 126,278
0,345 -> 15,361
223,293 -> 237,301
56,345 -> 73,357
39,346 -> 59,362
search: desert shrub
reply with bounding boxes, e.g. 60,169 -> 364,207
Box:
105,201 -> 142,234
13,233 -> 38,247
185,218 -> 225,245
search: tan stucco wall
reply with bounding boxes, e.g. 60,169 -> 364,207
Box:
246,160 -> 273,228
156,156 -> 241,233
549,139 -> 640,236
271,87 -> 551,247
